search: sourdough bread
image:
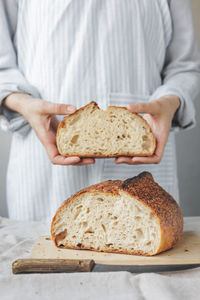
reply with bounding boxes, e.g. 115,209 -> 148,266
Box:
51,172 -> 183,256
56,102 -> 156,157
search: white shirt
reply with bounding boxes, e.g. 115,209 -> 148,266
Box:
0,0 -> 200,221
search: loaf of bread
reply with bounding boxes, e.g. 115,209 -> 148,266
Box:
51,172 -> 183,256
56,102 -> 156,157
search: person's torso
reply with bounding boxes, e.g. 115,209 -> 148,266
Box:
15,0 -> 172,109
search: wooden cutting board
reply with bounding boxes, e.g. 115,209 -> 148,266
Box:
29,229 -> 200,269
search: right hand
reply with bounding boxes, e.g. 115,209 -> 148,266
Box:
4,93 -> 95,166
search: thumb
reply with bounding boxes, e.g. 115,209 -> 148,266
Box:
41,101 -> 76,115
128,101 -> 159,115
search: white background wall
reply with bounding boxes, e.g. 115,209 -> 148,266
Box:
175,0 -> 200,216
0,0 -> 200,217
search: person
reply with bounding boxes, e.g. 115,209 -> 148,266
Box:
0,0 -> 199,221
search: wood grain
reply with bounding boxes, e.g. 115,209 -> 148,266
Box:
12,259 -> 94,274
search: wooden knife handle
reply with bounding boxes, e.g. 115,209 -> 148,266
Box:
12,259 -> 95,274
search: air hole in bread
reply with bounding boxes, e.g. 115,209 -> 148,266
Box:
55,229 -> 67,246
97,198 -> 104,202
142,135 -> 149,141
135,216 -> 141,221
86,208 -> 90,213
105,243 -> 113,247
101,224 -> 106,233
85,227 -> 94,234
146,241 -> 152,246
82,221 -> 88,227
142,142 -> 151,151
136,228 -> 143,238
74,205 -> 83,219
71,135 -> 79,144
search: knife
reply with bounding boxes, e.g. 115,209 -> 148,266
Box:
12,259 -> 200,274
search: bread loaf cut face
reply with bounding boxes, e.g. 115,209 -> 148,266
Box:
56,102 -> 156,157
51,172 -> 183,256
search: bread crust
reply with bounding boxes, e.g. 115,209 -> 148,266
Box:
56,101 -> 156,157
51,172 -> 183,256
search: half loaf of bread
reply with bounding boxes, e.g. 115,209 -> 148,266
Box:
51,172 -> 183,256
56,102 -> 156,157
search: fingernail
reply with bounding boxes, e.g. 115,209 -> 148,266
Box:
67,105 -> 76,113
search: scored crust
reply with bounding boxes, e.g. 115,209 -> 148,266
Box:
51,172 -> 183,256
56,101 -> 156,157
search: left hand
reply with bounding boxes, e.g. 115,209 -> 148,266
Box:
115,95 -> 180,165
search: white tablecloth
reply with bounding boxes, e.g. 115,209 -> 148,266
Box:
0,216 -> 200,300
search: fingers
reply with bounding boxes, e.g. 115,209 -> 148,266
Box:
40,101 -> 76,115
36,124 -> 80,165
45,138 -> 81,165
74,158 -> 95,166
38,126 -> 95,166
51,155 -> 81,165
115,155 -> 161,165
128,101 -> 161,115
115,130 -> 168,165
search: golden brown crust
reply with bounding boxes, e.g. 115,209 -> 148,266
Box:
51,172 -> 183,256
121,172 -> 183,254
56,101 -> 156,157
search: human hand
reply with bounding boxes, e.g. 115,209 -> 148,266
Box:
115,96 -> 180,165
4,93 -> 95,166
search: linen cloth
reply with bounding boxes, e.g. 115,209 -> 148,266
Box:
0,0 -> 200,221
0,216 -> 200,300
